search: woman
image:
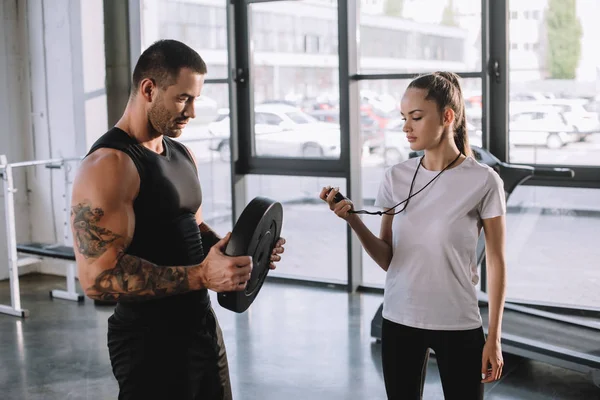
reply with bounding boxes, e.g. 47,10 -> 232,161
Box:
320,72 -> 506,399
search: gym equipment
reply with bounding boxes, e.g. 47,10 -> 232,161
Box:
218,196 -> 283,313
370,146 -> 600,388
0,155 -> 84,318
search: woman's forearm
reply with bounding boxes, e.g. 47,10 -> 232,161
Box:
486,256 -> 507,341
347,214 -> 393,271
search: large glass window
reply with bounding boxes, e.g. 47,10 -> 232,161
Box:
508,0 -> 600,165
141,0 -> 228,78
249,1 -> 341,159
359,0 -> 482,74
246,175 -> 348,283
505,185 -> 600,308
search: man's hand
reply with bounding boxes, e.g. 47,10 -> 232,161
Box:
481,338 -> 504,383
192,232 -> 253,292
269,237 -> 286,270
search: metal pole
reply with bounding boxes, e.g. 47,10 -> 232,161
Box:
1,155 -> 25,316
49,159 -> 83,302
340,0 -> 362,291
9,158 -> 66,168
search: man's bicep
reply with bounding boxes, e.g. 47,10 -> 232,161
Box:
70,152 -> 137,270
70,197 -> 132,263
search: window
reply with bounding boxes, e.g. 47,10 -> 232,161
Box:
304,34 -> 320,53
359,0 -> 482,73
140,0 -> 228,79
504,186 -> 600,309
258,112 -> 284,126
509,0 -> 600,166
285,111 -> 316,124
249,1 -> 340,160
246,175 -> 348,284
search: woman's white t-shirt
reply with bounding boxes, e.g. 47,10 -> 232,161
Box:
374,155 -> 506,331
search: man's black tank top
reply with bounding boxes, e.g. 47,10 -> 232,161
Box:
87,127 -> 210,323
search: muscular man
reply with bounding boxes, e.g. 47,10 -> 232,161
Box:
71,39 -> 286,400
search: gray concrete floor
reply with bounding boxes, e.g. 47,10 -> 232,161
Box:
0,274 -> 598,400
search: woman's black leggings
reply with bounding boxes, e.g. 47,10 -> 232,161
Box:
381,318 -> 486,400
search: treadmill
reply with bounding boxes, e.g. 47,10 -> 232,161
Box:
369,145 -> 600,388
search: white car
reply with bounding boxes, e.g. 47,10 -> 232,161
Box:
360,90 -> 398,114
509,107 -> 579,149
208,104 -> 341,161
541,99 -> 600,137
512,99 -> 600,138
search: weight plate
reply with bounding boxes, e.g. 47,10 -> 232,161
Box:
217,196 -> 283,313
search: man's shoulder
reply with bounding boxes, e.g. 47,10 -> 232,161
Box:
84,147 -> 131,166
80,148 -> 138,183
75,148 -> 140,201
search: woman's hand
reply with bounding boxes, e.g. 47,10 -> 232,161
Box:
319,186 -> 354,220
481,338 -> 504,383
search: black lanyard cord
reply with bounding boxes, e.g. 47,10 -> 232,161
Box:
350,152 -> 462,216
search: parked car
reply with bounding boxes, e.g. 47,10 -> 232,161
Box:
377,118 -> 411,166
307,109 -> 385,153
543,99 -> 600,139
512,99 -> 600,140
208,104 -> 340,161
509,107 -> 579,149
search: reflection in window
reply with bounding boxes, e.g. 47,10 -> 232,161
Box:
509,0 -> 600,166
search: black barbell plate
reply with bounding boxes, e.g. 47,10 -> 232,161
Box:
217,196 -> 283,313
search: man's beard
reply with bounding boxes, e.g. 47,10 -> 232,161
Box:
148,102 -> 181,138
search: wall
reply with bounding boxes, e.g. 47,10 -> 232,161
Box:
0,0 -> 107,280
0,0 -> 35,280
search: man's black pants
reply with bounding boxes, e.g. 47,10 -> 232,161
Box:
107,305 -> 232,400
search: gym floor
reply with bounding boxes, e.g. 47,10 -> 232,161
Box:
0,274 -> 598,400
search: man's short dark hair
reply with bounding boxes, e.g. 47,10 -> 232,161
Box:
131,39 -> 207,94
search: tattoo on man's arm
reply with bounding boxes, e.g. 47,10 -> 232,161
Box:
88,252 -> 190,302
71,202 -> 121,259
72,201 -> 192,301
199,222 -> 221,251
